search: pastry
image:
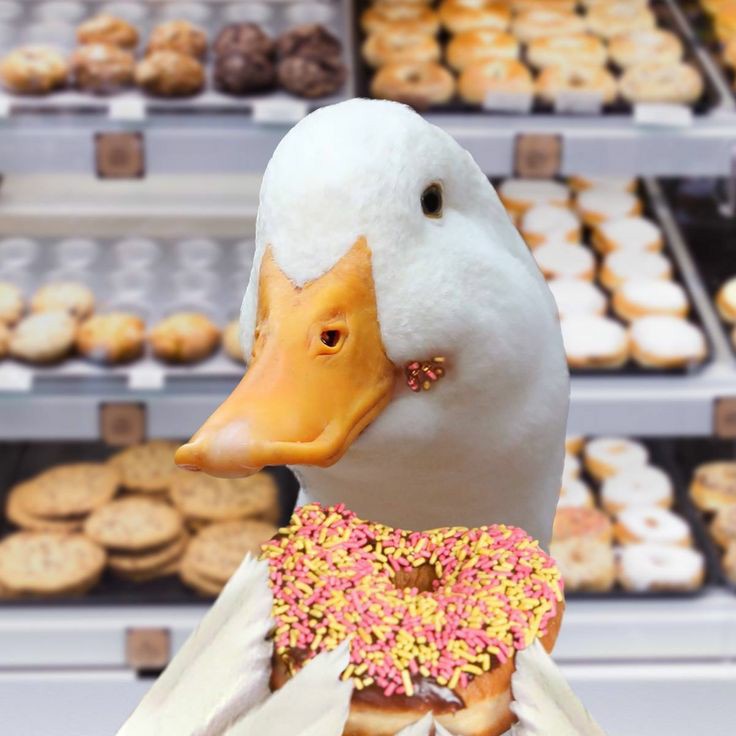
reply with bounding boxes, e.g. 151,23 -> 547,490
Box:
213,22 -> 274,58
108,440 -> 180,495
445,29 -> 518,72
31,281 -> 94,320
512,9 -> 585,43
0,46 -> 68,95
170,470 -> 279,524
630,315 -> 706,369
9,311 -> 76,364
614,507 -> 692,547
533,242 -> 596,281
565,435 -> 584,455
584,437 -> 649,481
135,50 -> 205,97
592,216 -> 663,255
0,282 -> 23,324
612,280 -> 688,322
560,315 -> 629,369
520,203 -> 581,247
0,322 -> 8,358
438,0 -> 511,34
146,20 -> 208,59
70,43 -> 135,94
223,319 -> 244,362
76,14 -> 139,49
372,61 -> 455,106
576,189 -> 641,226
361,4 -> 440,36
599,250 -> 672,291
619,62 -> 704,105
513,0 -> 577,9
0,532 -> 105,597
149,312 -> 221,364
549,536 -> 615,592
6,484 -> 84,533
691,462 -> 736,513
84,496 -> 183,552
608,29 -> 683,69
363,31 -> 442,68
716,277 -> 736,323
600,465 -> 674,515
262,503 -> 564,735
553,506 -> 612,544
527,33 -> 607,70
76,312 -> 145,364
616,544 -> 704,592
498,179 -> 570,219
568,175 -> 636,193
724,542 -> 736,585
557,478 -> 594,509
215,52 -> 276,94
548,278 -> 607,320
107,531 -> 188,577
586,2 -> 656,40
535,65 -> 618,107
458,58 -> 533,105
278,54 -> 346,98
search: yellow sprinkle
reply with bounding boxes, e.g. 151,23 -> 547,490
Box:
401,670 -> 414,697
448,669 -> 461,690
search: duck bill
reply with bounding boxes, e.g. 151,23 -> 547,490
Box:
175,238 -> 397,477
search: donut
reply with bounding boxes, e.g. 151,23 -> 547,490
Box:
498,179 -> 570,220
568,175 -> 636,193
565,435 -> 585,455
535,65 -> 618,107
438,0 -> 511,34
613,280 -> 688,323
689,461 -> 736,513
710,505 -> 736,549
716,277 -> 736,323
724,542 -> 736,585
362,31 -> 441,67
619,62 -> 704,106
616,544 -> 704,592
584,437 -> 649,481
458,58 -> 533,105
548,279 -> 608,320
553,507 -> 612,544
608,29 -> 683,69
576,189 -> 641,227
558,479 -> 594,510
599,250 -> 672,292
527,33 -> 607,71
446,30 -> 519,72
630,315 -> 706,369
533,242 -> 596,281
601,465 -> 674,515
614,507 -> 692,547
560,315 -> 630,369
371,61 -> 455,107
592,216 -> 663,255
262,503 -> 565,736
520,204 -> 581,247
586,2 -> 656,40
549,536 -> 615,592
361,4 -> 440,36
512,9 -> 586,43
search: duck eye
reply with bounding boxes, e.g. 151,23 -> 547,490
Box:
321,329 -> 341,348
421,183 -> 443,218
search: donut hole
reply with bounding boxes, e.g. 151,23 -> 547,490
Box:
393,562 -> 439,592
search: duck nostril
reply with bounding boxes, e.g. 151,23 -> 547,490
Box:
320,329 -> 341,348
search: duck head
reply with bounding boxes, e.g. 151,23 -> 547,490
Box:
176,99 -> 569,545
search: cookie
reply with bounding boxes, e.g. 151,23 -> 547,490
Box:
149,312 -> 221,364
223,319 -> 244,362
0,46 -> 68,95
276,24 -> 342,62
108,440 -> 180,494
146,20 -> 208,59
0,532 -> 105,596
84,496 -> 183,552
107,531 -> 188,574
0,282 -> 24,324
70,43 -> 135,95
76,312 -> 145,364
278,54 -> 346,98
77,14 -> 139,49
179,562 -> 223,596
31,281 -> 95,320
215,51 -> 276,95
6,483 -> 84,533
213,22 -> 274,57
9,311 -> 77,364
135,50 -> 205,97
115,558 -> 180,583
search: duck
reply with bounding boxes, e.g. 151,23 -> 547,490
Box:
175,97 -> 569,547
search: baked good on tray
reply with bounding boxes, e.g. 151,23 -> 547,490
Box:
614,507 -> 692,547
458,57 -> 532,104
715,276 -> 736,323
619,61 -> 704,105
520,203 -> 581,247
608,28 -> 683,69
135,50 -> 205,97
31,281 -> 95,320
690,461 -> 736,513
76,14 -> 139,49
498,178 -> 570,219
535,65 -> 618,107
584,436 -> 649,481
0,46 -> 68,94
146,20 -> 208,59
711,505 -> 736,549
9,310 -> 77,364
372,60 -> 455,106
527,33 -> 606,70
446,29 -> 518,71
612,279 -> 689,322
600,465 -> 674,515
0,282 -> 23,325
76,312 -> 146,364
560,314 -> 630,369
548,278 -> 607,319
617,543 -> 704,592
70,43 -> 135,95
533,242 -> 595,281
108,440 -> 180,495
592,215 -> 663,254
222,319 -> 245,363
629,315 -> 706,369
148,312 -> 221,364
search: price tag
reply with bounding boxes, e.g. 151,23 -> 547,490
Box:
0,95 -> 10,119
0,364 -> 32,392
252,99 -> 308,125
514,134 -> 562,179
108,97 -> 146,121
634,103 -> 693,128
100,402 -> 146,446
715,397 -> 736,438
128,366 -> 165,391
95,132 -> 145,179
483,91 -> 533,114
554,91 -> 603,116
126,628 -> 171,671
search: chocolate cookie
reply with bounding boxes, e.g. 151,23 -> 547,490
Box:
215,51 -> 275,94
278,55 -> 346,98
70,43 -> 135,95
276,23 -> 342,62
213,22 -> 274,58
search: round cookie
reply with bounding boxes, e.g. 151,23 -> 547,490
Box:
76,312 -> 145,364
568,175 -> 636,194
521,204 -> 581,247
149,312 -> 221,364
76,14 -> 139,49
215,51 -> 276,94
560,315 -> 629,369
716,277 -> 736,323
278,55 -> 346,98
146,20 -> 208,59
0,282 -> 24,324
9,311 -> 77,364
276,23 -> 343,62
107,531 -> 189,575
613,280 -> 688,323
600,250 -> 672,292
548,279 -> 607,320
31,281 -> 94,320
630,315 -> 706,369
223,319 -> 245,363
533,242 -> 595,281
498,179 -> 569,220
576,189 -> 641,226
0,46 -> 68,95
213,22 -> 275,57
6,483 -> 85,533
70,43 -> 135,94
108,440 -> 180,494
592,216 -> 663,255
135,50 -> 205,97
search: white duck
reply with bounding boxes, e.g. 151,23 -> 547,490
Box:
176,97 -> 569,546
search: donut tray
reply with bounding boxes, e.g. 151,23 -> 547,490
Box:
0,0 -> 352,116
0,441 -> 300,606
353,0 -> 722,118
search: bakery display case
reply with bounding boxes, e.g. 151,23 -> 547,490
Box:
1,1 -> 736,735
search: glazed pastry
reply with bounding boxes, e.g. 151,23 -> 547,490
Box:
630,315 -> 706,369
535,65 -> 618,107
548,279 -> 607,320
361,4 -> 440,36
76,312 -> 145,364
549,536 -> 615,592
710,505 -> 736,549
512,9 -> 585,42
533,242 -> 595,281
222,320 -> 244,363
446,29 -> 519,72
70,43 -> 135,95
617,544 -> 704,592
0,282 -> 23,324
716,277 -> 736,323
0,46 -> 68,95
146,20 -> 208,59
213,22 -> 274,58
438,0 -> 511,34
363,31 -> 442,68
372,61 -> 455,106
553,506 -> 612,544
565,435 -> 585,456
614,507 -> 691,547
520,203 -> 581,247
608,29 -> 683,69
601,465 -> 674,515
560,315 -> 629,369
557,478 -> 594,509
599,250 -> 672,292
276,24 -> 343,62
592,216 -> 663,255
149,312 -> 221,364
690,462 -> 736,513
527,33 -> 607,70
612,280 -> 689,323
576,189 -> 641,226
76,14 -> 139,49
458,58 -> 533,105
498,179 -> 570,220
278,55 -> 346,98
586,2 -> 656,40
584,437 -> 649,481
619,62 -> 703,105
31,281 -> 94,320
135,51 -> 205,97
568,175 -> 636,193
215,52 -> 276,94
10,311 -> 76,364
